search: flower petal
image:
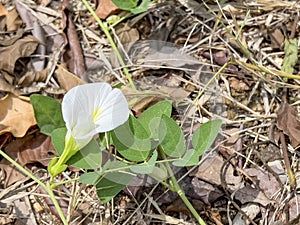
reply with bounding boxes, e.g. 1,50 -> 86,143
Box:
62,82 -> 130,148
94,88 -> 130,132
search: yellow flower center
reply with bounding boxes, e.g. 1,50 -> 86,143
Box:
92,107 -> 102,122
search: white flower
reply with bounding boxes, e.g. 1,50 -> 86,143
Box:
62,82 -> 130,149
49,82 -> 130,177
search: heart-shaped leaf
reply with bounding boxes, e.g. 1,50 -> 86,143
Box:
30,94 -> 65,135
192,119 -> 222,156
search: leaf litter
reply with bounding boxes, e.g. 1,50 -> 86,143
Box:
2,0 -> 300,224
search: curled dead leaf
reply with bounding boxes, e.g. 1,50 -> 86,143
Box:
277,102 -> 300,148
62,2 -> 87,81
0,35 -> 39,74
6,8 -> 22,31
55,65 -> 85,91
0,78 -> 22,95
0,94 -> 36,137
0,133 -> 56,187
94,0 -> 120,20
0,3 -> 7,17
0,28 -> 24,46
18,69 -> 49,87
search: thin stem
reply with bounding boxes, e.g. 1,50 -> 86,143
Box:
0,150 -> 68,225
157,147 -> 207,225
51,177 -> 80,189
82,0 -> 136,89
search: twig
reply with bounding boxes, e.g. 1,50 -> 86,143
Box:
82,0 -> 136,89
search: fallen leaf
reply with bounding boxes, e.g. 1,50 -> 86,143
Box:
244,166 -> 284,200
18,8 -> 46,71
234,186 -> 271,207
0,28 -> 24,46
159,86 -> 190,101
14,0 -> 65,61
0,78 -> 22,95
288,194 -> 300,220
17,135 -> 56,166
62,0 -> 87,81
0,94 -> 36,137
6,8 -> 22,31
0,35 -> 39,74
18,69 -> 49,87
94,0 -> 120,20
116,23 -> 139,48
277,102 -> 300,148
194,152 -> 242,191
270,28 -> 284,49
191,177 -> 223,205
55,65 -> 85,91
0,133 -> 56,187
233,204 -> 261,224
0,3 -> 7,17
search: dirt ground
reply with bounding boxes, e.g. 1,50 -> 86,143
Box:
1,0 -> 300,224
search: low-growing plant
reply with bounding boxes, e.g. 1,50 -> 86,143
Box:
0,82 -> 222,225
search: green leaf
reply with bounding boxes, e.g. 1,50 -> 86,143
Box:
30,94 -> 65,135
192,119 -> 222,156
93,160 -> 135,203
80,171 -> 101,185
138,100 -> 172,140
51,127 -> 102,169
282,38 -> 298,74
130,0 -> 149,14
51,127 -> 67,156
112,115 -> 154,162
149,165 -> 168,182
138,100 -> 172,125
172,149 -> 199,167
67,140 -> 103,169
111,0 -> 138,10
159,115 -> 186,157
96,171 -> 135,203
130,150 -> 157,174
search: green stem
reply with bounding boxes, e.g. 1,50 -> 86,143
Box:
0,150 -> 68,225
51,177 -> 80,189
82,0 -> 136,89
157,147 -> 207,225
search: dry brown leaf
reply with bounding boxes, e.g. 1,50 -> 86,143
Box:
194,152 -> 242,191
0,28 -> 24,46
17,135 -> 56,167
270,28 -> 284,49
0,94 -> 36,137
244,166 -> 284,200
61,0 -> 87,81
131,96 -> 163,117
94,0 -> 120,20
159,86 -> 190,101
0,78 -> 22,95
18,69 -> 49,87
191,177 -> 223,205
6,8 -> 22,31
0,159 -> 27,187
55,65 -> 85,91
116,24 -> 140,47
0,3 -> 7,17
0,133 -> 56,187
0,35 -> 39,74
277,102 -> 300,148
